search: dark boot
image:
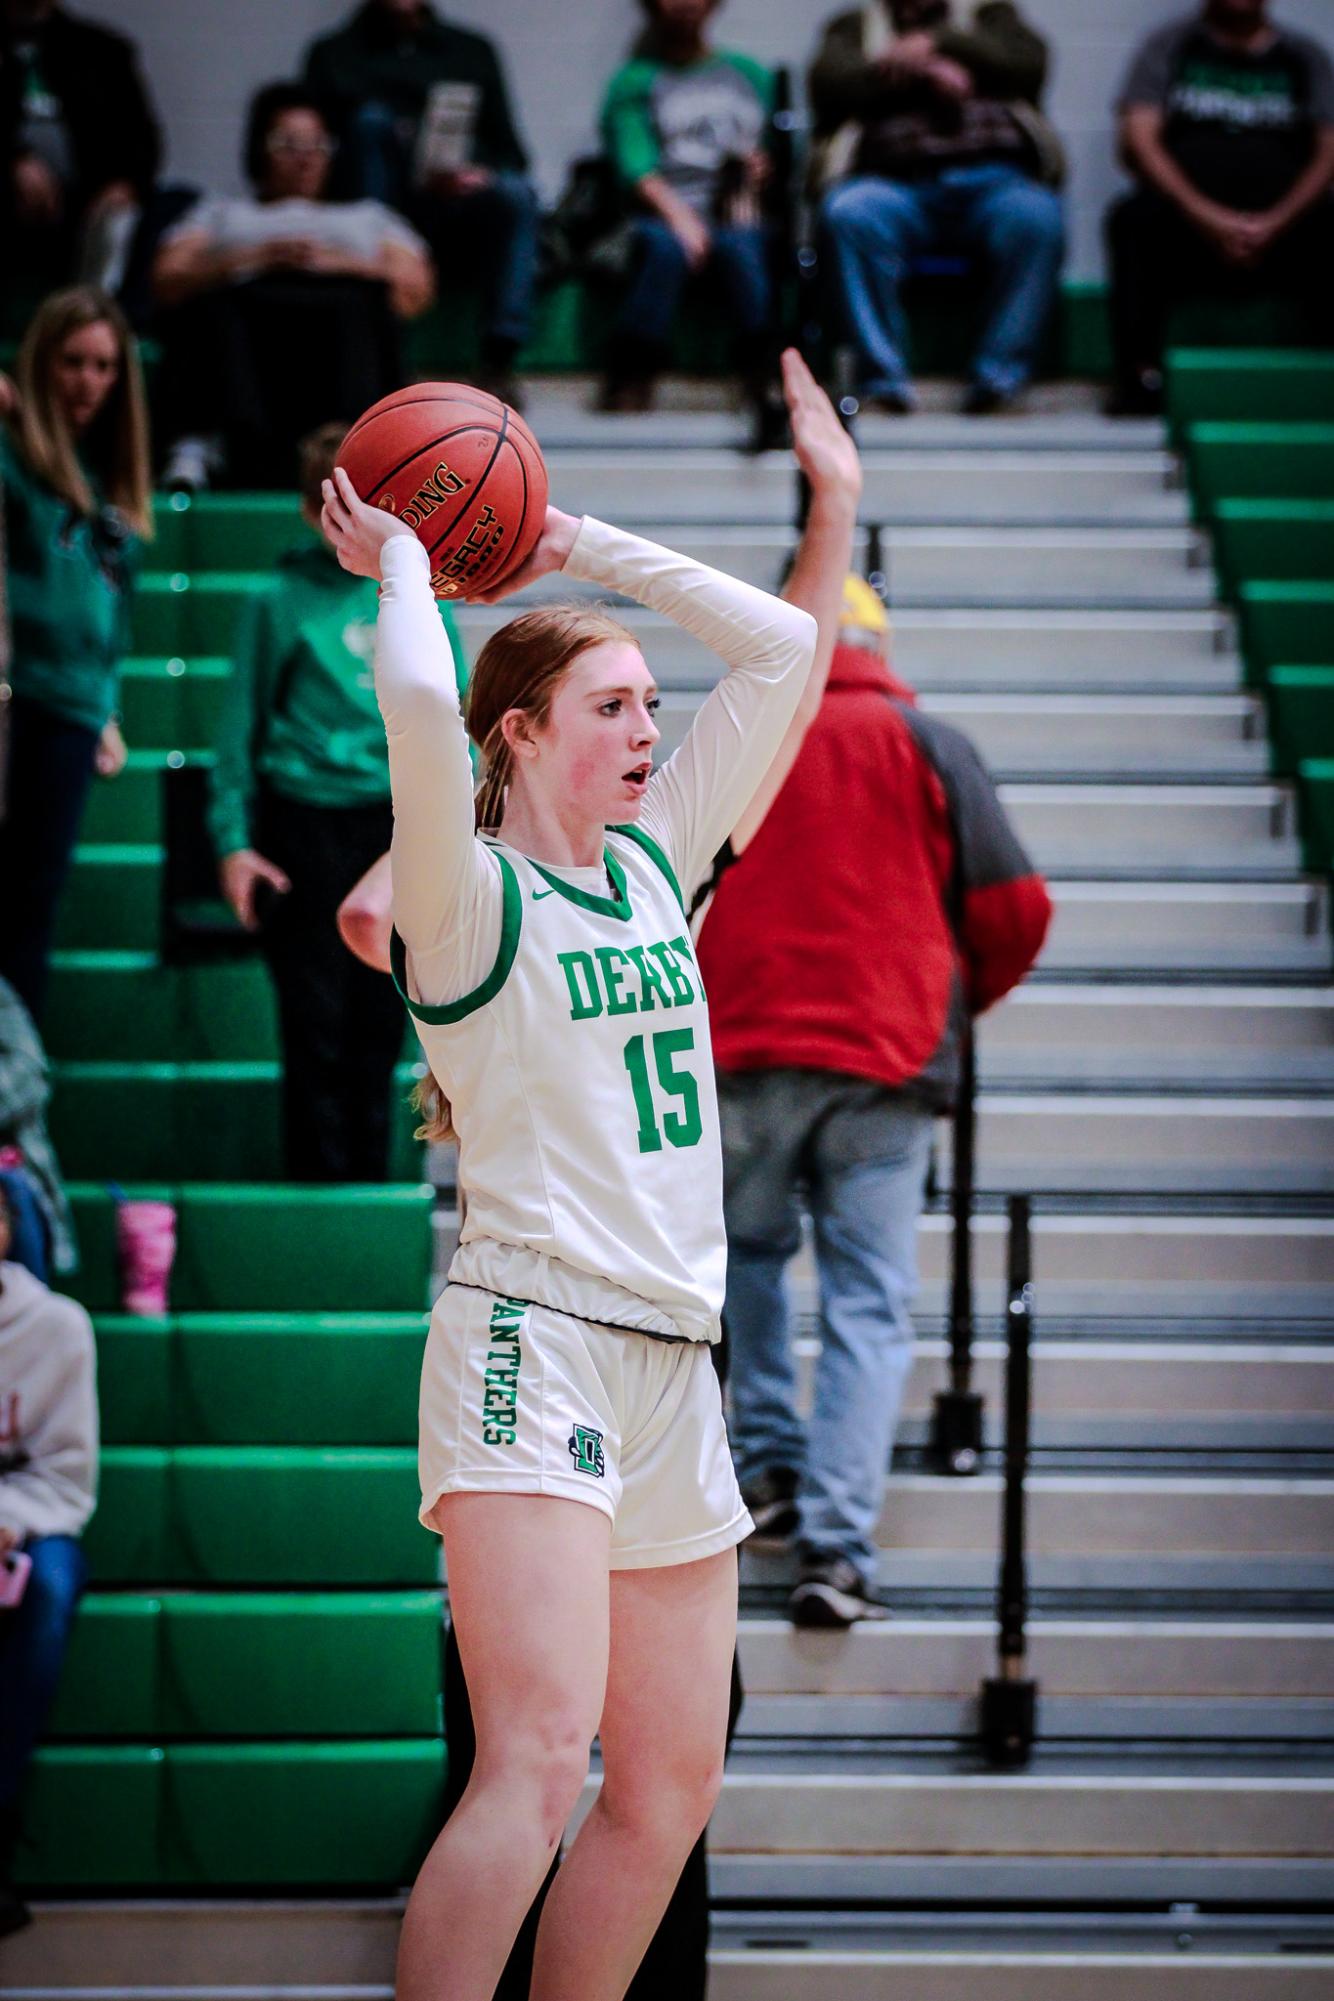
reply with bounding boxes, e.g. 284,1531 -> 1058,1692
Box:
596,335 -> 666,414
0,1805 -> 32,1939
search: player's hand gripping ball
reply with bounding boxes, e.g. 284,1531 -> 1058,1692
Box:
337,383 -> 548,600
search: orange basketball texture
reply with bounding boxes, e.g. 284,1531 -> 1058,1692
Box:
338,384 -> 548,599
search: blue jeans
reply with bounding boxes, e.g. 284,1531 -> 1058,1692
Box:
822,164 -> 1064,397
719,1069 -> 935,1585
0,1535 -> 86,1811
342,102 -> 539,350
0,1167 -> 49,1281
617,217 -> 773,352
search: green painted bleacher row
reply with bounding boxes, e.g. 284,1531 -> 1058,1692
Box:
118,658 -> 229,752
1167,352 -> 1334,871
18,1740 -> 445,1890
84,1446 -> 434,1586
96,1313 -> 425,1445
64,1182 -> 433,1314
49,1591 -> 442,1738
47,1060 -> 425,1182
45,953 -> 279,1062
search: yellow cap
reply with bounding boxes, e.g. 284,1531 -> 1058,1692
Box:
839,574 -> 890,648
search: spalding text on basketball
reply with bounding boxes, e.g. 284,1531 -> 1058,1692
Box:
398,459 -> 467,530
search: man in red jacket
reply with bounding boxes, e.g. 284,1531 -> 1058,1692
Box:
695,571 -> 1051,1627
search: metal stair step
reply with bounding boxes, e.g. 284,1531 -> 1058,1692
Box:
455,603 -> 1241,690
510,526 -> 1215,607
956,1095 -> 1334,1194
540,449 -> 1189,526
985,984 -> 1334,1070
735,1616 -> 1334,1699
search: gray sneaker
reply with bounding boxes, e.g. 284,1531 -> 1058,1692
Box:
789,1555 -> 888,1628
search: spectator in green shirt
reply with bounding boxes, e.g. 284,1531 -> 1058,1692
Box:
598,0 -> 786,449
0,285 -> 150,1025
208,420 -> 462,1183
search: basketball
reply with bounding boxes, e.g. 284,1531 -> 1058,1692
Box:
338,383 -> 548,599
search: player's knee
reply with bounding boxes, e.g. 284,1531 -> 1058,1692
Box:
606,1742 -> 726,1851
490,1711 -> 593,1845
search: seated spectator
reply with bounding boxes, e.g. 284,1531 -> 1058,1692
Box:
150,82 -> 434,491
0,1181 -> 98,1938
811,0 -> 1064,414
692,362 -> 1051,1623
303,0 -> 537,406
0,976 -> 76,1284
0,287 -> 148,1025
0,0 -> 160,317
598,0 -> 787,448
1106,0 -> 1334,415
208,422 -> 461,1183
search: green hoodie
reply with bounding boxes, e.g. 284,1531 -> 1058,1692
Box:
207,539 -> 463,860
0,428 -> 139,734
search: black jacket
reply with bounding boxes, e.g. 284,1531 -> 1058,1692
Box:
1,5 -> 161,203
304,3 -> 528,176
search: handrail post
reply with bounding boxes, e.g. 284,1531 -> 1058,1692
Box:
980,1193 -> 1039,1768
929,1020 -> 984,1474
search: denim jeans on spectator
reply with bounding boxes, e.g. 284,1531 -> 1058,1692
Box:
616,217 -> 773,352
0,1536 -> 87,1810
822,163 -> 1064,397
0,1169 -> 50,1283
719,1068 -> 934,1585
0,697 -> 100,1025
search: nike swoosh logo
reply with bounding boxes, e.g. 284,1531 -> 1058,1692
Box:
532,887 -> 556,900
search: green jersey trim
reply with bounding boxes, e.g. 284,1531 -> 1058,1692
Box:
390,850 -> 523,1024
527,844 -> 632,920
610,823 -> 685,914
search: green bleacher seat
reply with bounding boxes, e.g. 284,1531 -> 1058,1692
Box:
49,1592 -> 442,1739
16,1748 -> 164,1889
80,1448 -> 172,1583
1167,349 -> 1334,429
1269,667 -> 1334,775
57,847 -> 160,950
86,1446 -> 431,1586
118,658 -> 231,751
66,1183 -> 433,1313
19,1740 -> 445,1889
1241,582 -> 1334,687
1299,757 -> 1334,872
44,954 -> 279,1063
171,1313 -> 424,1444
48,1061 -> 423,1181
1188,423 -> 1334,512
162,1740 -> 445,1887
131,574 -> 266,655
94,1317 -> 174,1443
1212,501 -> 1334,595
47,1596 -> 161,1738
160,1593 -> 443,1736
80,752 -> 186,846
146,494 -> 304,572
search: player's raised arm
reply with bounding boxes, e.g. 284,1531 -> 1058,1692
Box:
321,467 -> 487,964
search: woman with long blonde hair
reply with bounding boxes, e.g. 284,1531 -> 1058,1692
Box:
320,352 -> 822,2001
0,286 -> 152,1021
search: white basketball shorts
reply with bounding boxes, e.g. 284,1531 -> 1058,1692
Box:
418,1283 -> 752,1569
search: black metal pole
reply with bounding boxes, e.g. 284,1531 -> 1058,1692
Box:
929,1020 -> 984,1474
980,1194 -> 1039,1767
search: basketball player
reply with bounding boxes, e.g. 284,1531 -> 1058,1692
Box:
319,352 -> 818,2001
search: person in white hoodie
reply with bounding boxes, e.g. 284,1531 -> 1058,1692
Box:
0,1183 -> 98,1938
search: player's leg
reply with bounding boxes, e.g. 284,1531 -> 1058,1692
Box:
395,1492 -> 612,2001
527,1545 -> 739,2001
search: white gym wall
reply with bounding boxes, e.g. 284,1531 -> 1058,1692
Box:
105,0 -> 1333,279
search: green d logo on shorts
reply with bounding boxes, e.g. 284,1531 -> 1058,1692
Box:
568,1424 -> 606,1478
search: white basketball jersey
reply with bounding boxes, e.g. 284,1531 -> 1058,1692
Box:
392,826 -> 725,1344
